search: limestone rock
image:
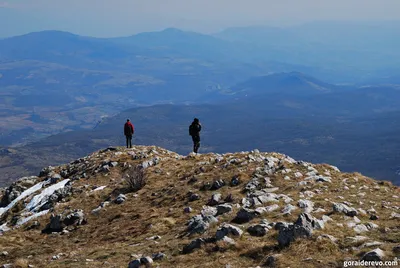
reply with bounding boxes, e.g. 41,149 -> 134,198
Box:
215,224 -> 243,240
361,248 -> 385,261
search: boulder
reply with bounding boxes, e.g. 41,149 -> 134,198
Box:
263,254 -> 282,267
278,224 -> 312,247
188,193 -> 200,202
232,208 -> 258,224
361,248 -> 385,261
298,199 -> 314,213
114,194 -> 127,204
215,224 -> 243,240
210,180 -> 226,190
207,193 -> 222,206
182,238 -> 205,254
333,203 -> 358,217
63,209 -> 87,226
216,204 -> 232,216
42,214 -> 64,233
247,222 -> 271,237
282,204 -> 297,215
187,215 -> 217,235
230,176 -> 240,186
201,206 -> 218,217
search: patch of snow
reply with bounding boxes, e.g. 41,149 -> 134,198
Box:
0,180 -> 48,217
16,210 -> 50,226
26,179 -> 70,212
91,186 -> 107,192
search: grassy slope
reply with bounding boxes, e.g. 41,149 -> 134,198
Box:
0,146 -> 399,267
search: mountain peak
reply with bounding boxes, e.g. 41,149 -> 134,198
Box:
0,145 -> 398,267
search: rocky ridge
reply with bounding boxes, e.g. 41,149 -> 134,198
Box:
0,146 -> 399,267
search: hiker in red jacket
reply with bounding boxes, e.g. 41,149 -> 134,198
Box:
124,119 -> 135,148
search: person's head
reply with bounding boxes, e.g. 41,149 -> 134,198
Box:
193,118 -> 199,123
127,119 -> 130,122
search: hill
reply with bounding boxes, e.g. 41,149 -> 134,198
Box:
1,85 -> 400,187
0,146 -> 399,267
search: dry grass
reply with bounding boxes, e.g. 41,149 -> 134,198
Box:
0,146 -> 399,268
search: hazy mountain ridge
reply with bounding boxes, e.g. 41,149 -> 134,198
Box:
1,85 -> 400,187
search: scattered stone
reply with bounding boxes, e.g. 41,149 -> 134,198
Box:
114,194 -> 127,204
182,238 -> 205,254
42,214 -> 64,233
140,256 -> 153,265
265,204 -> 280,212
354,224 -> 369,234
230,176 -> 240,186
26,221 -> 40,230
278,224 -> 312,247
201,206 -> 218,217
220,235 -> 236,245
333,203 -> 358,217
345,236 -> 369,244
361,248 -> 385,261
247,221 -> 271,237
152,252 -> 166,260
369,215 -> 379,220
232,208 -> 258,224
215,224 -> 243,240
184,207 -> 192,213
63,210 -> 86,226
263,254 -> 282,267
128,259 -> 141,268
0,251 -> 8,257
208,193 -> 222,206
390,211 -> 400,219
392,245 -> 400,254
188,193 -> 200,202
282,204 -> 297,215
187,215 -> 217,235
216,204 -> 232,216
361,241 -> 383,248
210,179 -> 226,190
298,199 -> 314,213
295,213 -> 324,230
317,234 -> 338,243
274,222 -> 290,231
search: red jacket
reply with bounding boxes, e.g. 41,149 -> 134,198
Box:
124,122 -> 134,136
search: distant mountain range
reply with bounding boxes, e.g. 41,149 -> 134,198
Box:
1,72 -> 400,186
1,22 -> 400,186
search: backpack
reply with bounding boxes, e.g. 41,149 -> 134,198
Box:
189,124 -> 194,136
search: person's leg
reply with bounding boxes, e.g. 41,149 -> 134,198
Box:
126,136 -> 129,148
193,136 -> 200,153
129,136 -> 132,148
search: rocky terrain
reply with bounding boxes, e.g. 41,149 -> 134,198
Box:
0,146 -> 399,267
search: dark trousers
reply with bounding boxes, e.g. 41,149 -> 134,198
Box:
192,135 -> 200,153
126,135 -> 132,148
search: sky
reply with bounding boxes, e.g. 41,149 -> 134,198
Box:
1,0 -> 400,37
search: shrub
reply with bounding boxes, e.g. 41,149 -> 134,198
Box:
125,165 -> 146,192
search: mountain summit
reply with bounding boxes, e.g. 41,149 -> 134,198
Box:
0,146 -> 399,267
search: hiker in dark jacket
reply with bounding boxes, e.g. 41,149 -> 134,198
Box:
189,118 -> 202,153
124,119 -> 134,148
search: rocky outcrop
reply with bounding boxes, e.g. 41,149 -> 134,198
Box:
42,209 -> 87,234
0,146 -> 398,268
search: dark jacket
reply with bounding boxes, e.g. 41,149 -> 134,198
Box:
124,122 -> 134,136
189,122 -> 201,137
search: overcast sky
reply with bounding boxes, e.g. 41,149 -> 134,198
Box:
1,0 -> 400,37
